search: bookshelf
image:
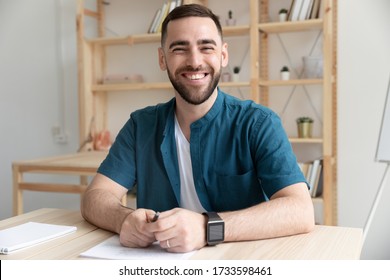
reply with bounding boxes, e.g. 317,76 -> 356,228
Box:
76,0 -> 337,225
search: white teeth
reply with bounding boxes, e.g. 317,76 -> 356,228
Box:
188,73 -> 206,80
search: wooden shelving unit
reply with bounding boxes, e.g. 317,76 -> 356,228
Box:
76,0 -> 337,225
257,0 -> 338,225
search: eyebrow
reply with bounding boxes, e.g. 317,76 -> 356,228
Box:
168,39 -> 217,50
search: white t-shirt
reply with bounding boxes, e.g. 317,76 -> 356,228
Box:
174,115 -> 206,213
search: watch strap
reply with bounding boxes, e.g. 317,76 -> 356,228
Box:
202,211 -> 221,221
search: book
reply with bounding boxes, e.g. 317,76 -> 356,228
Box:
148,8 -> 162,33
311,163 -> 322,197
156,2 -> 169,33
310,0 -> 321,19
168,0 -> 177,13
0,222 -> 77,254
298,162 -> 311,180
298,0 -> 313,21
313,163 -> 324,197
289,0 -> 304,21
307,159 -> 320,195
305,0 -> 315,19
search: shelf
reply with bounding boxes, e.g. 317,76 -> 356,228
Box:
92,82 -> 172,92
258,19 -> 323,34
86,25 -> 250,47
87,33 -> 160,46
219,81 -> 251,87
289,138 -> 323,144
223,25 -> 250,37
92,81 -> 251,92
259,79 -> 322,86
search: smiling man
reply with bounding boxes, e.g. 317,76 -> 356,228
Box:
81,4 -> 314,253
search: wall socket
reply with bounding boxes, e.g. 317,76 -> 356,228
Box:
52,125 -> 68,144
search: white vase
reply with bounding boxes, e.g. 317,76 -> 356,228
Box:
221,72 -> 231,82
281,71 -> 290,80
232,73 -> 239,82
279,13 -> 287,22
225,18 -> 236,26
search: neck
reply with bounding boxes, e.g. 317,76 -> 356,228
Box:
175,89 -> 218,141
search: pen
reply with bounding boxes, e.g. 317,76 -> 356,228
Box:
151,211 -> 160,223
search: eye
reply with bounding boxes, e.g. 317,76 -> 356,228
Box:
201,46 -> 215,52
172,48 -> 186,54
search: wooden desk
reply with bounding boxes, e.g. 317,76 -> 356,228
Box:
0,208 -> 363,260
12,152 -> 110,215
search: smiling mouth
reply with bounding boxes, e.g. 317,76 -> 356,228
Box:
183,73 -> 208,80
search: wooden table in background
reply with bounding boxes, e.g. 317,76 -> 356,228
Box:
12,152 -> 111,215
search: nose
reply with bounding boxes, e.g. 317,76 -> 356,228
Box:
186,48 -> 202,69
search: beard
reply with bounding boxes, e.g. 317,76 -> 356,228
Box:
167,65 -> 221,105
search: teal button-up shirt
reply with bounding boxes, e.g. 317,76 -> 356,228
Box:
98,89 -> 305,212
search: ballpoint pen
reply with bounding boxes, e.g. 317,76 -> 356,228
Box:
151,211 -> 160,223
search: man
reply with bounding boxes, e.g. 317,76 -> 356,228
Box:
81,4 -> 314,253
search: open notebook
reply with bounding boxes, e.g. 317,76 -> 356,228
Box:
80,235 -> 196,260
0,222 -> 77,254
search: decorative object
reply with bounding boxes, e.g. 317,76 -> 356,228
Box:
302,56 -> 323,78
221,72 -> 231,82
296,117 -> 314,138
280,66 -> 290,80
279,8 -> 288,22
226,10 -> 236,26
232,66 -> 240,82
103,74 -> 143,84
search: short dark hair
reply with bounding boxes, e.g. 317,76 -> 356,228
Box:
161,4 -> 223,46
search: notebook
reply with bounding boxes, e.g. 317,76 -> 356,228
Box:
80,235 -> 196,260
0,222 -> 77,254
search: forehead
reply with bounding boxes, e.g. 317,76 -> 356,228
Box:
164,16 -> 221,46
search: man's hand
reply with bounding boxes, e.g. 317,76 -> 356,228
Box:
149,208 -> 207,253
119,208 -> 157,248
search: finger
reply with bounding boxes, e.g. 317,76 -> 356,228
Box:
160,238 -> 176,250
120,209 -> 157,247
120,234 -> 146,248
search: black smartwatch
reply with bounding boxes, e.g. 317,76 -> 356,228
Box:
202,212 -> 224,245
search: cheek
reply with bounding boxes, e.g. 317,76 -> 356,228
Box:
165,55 -> 183,71
208,56 -> 224,69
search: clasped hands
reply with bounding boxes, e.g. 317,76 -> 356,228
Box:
119,208 -> 207,253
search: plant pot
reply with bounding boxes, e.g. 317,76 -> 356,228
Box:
281,71 -> 290,80
221,72 -> 231,82
226,18 -> 236,26
279,13 -> 287,22
297,122 -> 313,138
232,73 -> 239,82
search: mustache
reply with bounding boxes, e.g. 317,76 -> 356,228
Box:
176,65 -> 212,73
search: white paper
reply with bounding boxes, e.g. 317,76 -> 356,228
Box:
0,222 -> 77,254
80,235 -> 196,260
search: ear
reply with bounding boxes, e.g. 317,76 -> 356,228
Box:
158,47 -> 167,71
221,42 -> 229,68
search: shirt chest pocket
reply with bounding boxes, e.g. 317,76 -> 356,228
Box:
208,169 -> 263,211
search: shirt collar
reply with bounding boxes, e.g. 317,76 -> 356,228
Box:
191,87 -> 224,127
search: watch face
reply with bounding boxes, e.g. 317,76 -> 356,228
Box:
209,221 -> 224,242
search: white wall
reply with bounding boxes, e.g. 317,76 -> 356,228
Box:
0,0 -> 81,218
0,0 -> 389,259
338,0 -> 390,259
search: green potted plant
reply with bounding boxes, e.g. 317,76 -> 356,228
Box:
226,10 -> 236,26
280,65 -> 290,80
279,8 -> 288,22
233,66 -> 240,82
296,117 -> 314,138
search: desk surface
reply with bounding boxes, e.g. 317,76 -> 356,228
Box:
0,208 -> 363,260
